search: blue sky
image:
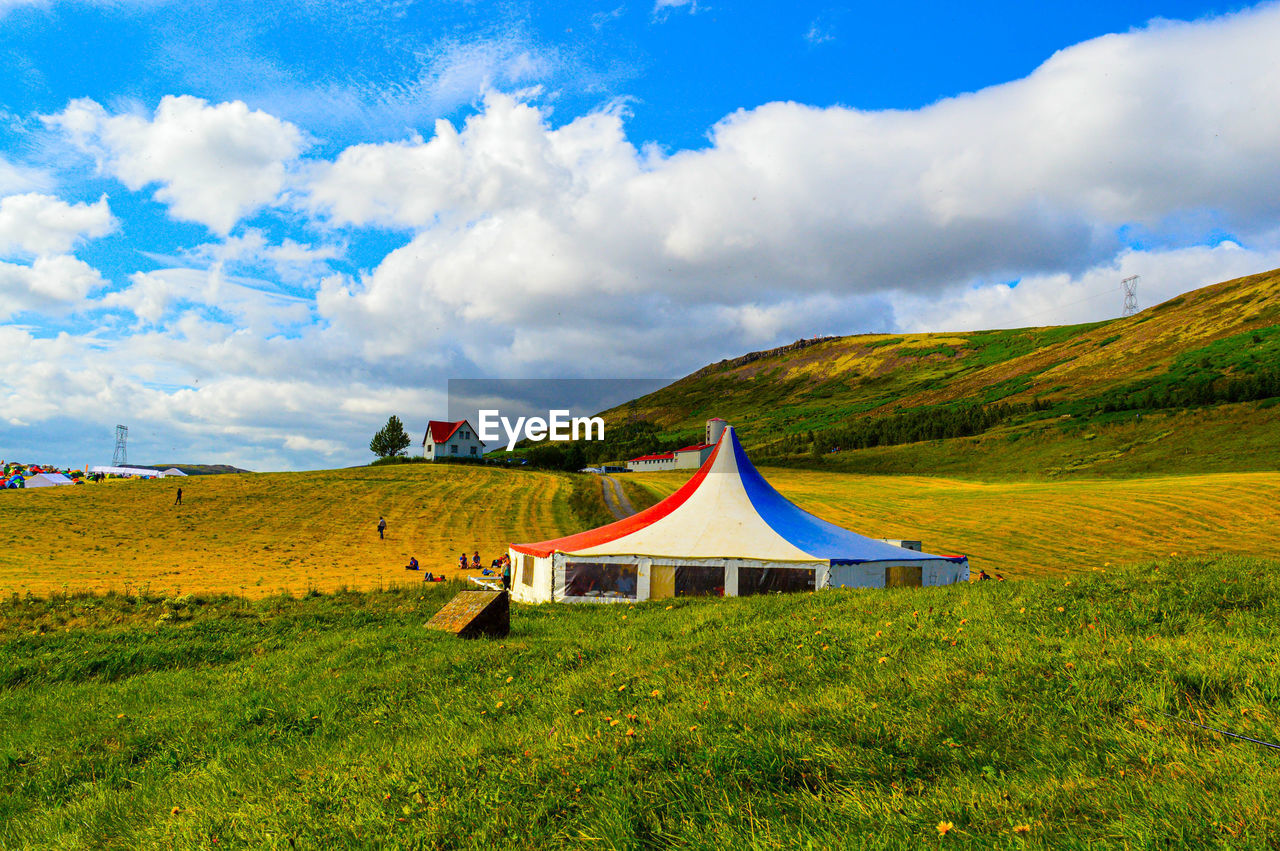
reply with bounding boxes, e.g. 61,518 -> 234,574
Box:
2,0 -> 1279,470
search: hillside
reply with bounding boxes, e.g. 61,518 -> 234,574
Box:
3,555 -> 1278,848
596,267 -> 1280,477
0,465 -> 587,598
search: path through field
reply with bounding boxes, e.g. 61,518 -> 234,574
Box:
598,474 -> 637,520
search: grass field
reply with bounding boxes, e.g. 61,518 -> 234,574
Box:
0,464 -> 581,598
3,462 -> 1278,597
804,401 -> 1280,480
2,555 -> 1279,848
627,467 -> 1280,579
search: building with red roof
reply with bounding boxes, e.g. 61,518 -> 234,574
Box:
422,419 -> 486,461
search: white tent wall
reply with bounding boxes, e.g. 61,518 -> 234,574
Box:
25,474 -> 73,487
508,550 -> 553,603
827,558 -> 970,590
510,548 -> 968,603
536,553 -> 828,603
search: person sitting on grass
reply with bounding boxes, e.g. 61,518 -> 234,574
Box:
405,556 -> 419,571
977,569 -> 991,581
458,553 -> 468,571
472,551 -> 482,569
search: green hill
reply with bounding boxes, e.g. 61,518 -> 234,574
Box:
3,555 -> 1279,848
595,267 -> 1280,478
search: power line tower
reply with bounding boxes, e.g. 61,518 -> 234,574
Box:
1122,275 -> 1140,317
112,424 -> 128,466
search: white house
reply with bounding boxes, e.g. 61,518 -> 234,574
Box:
423,420 -> 487,461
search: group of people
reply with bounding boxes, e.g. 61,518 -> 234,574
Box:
462,551 -> 512,589
378,516 -> 514,589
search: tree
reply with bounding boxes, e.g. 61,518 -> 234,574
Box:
370,415 -> 412,459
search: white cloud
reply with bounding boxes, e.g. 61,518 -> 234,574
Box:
310,4 -> 1280,378
652,0 -> 698,19
804,21 -> 833,45
284,434 -> 344,455
896,241 -> 1280,334
96,265 -> 312,331
48,95 -> 303,234
0,156 -> 51,195
0,254 -> 104,318
0,193 -> 115,257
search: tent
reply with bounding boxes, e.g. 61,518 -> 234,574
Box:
25,473 -> 74,488
161,468 -> 188,477
509,426 -> 968,604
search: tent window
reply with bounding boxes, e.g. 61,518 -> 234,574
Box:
738,567 -> 815,596
564,562 -> 638,599
521,555 -> 534,586
674,565 -> 724,597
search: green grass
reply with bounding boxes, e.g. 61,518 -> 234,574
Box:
3,556 -> 1279,848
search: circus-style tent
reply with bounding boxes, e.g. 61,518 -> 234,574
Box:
509,426 -> 968,603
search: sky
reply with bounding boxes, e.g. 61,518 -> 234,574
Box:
2,0 -> 1279,471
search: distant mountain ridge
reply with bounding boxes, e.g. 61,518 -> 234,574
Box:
143,464 -> 252,475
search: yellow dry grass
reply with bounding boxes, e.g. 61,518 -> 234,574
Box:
628,467 -> 1280,578
0,464 -> 574,598
5,462 -> 1277,597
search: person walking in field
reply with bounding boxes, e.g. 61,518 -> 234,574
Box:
174,487 -> 182,505
377,516 -> 387,540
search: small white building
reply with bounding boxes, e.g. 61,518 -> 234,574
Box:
423,420 -> 487,461
627,443 -> 715,472
625,419 -> 721,472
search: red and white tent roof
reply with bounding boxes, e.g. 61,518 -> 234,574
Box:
514,426 -> 964,566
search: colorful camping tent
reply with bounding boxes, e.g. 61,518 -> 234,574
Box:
509,426 -> 968,603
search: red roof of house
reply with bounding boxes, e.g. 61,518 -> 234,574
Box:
425,419 -> 484,446
675,443 -> 712,453
629,452 -> 676,462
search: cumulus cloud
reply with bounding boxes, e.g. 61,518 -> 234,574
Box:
48,95 -> 303,234
896,241 -> 1280,334
0,156 -> 51,195
0,193 -> 115,257
97,265 -> 313,332
310,4 -> 1280,379
0,254 -> 104,318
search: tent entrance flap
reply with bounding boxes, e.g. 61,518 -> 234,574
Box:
885,564 -> 923,588
650,564 -> 675,600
